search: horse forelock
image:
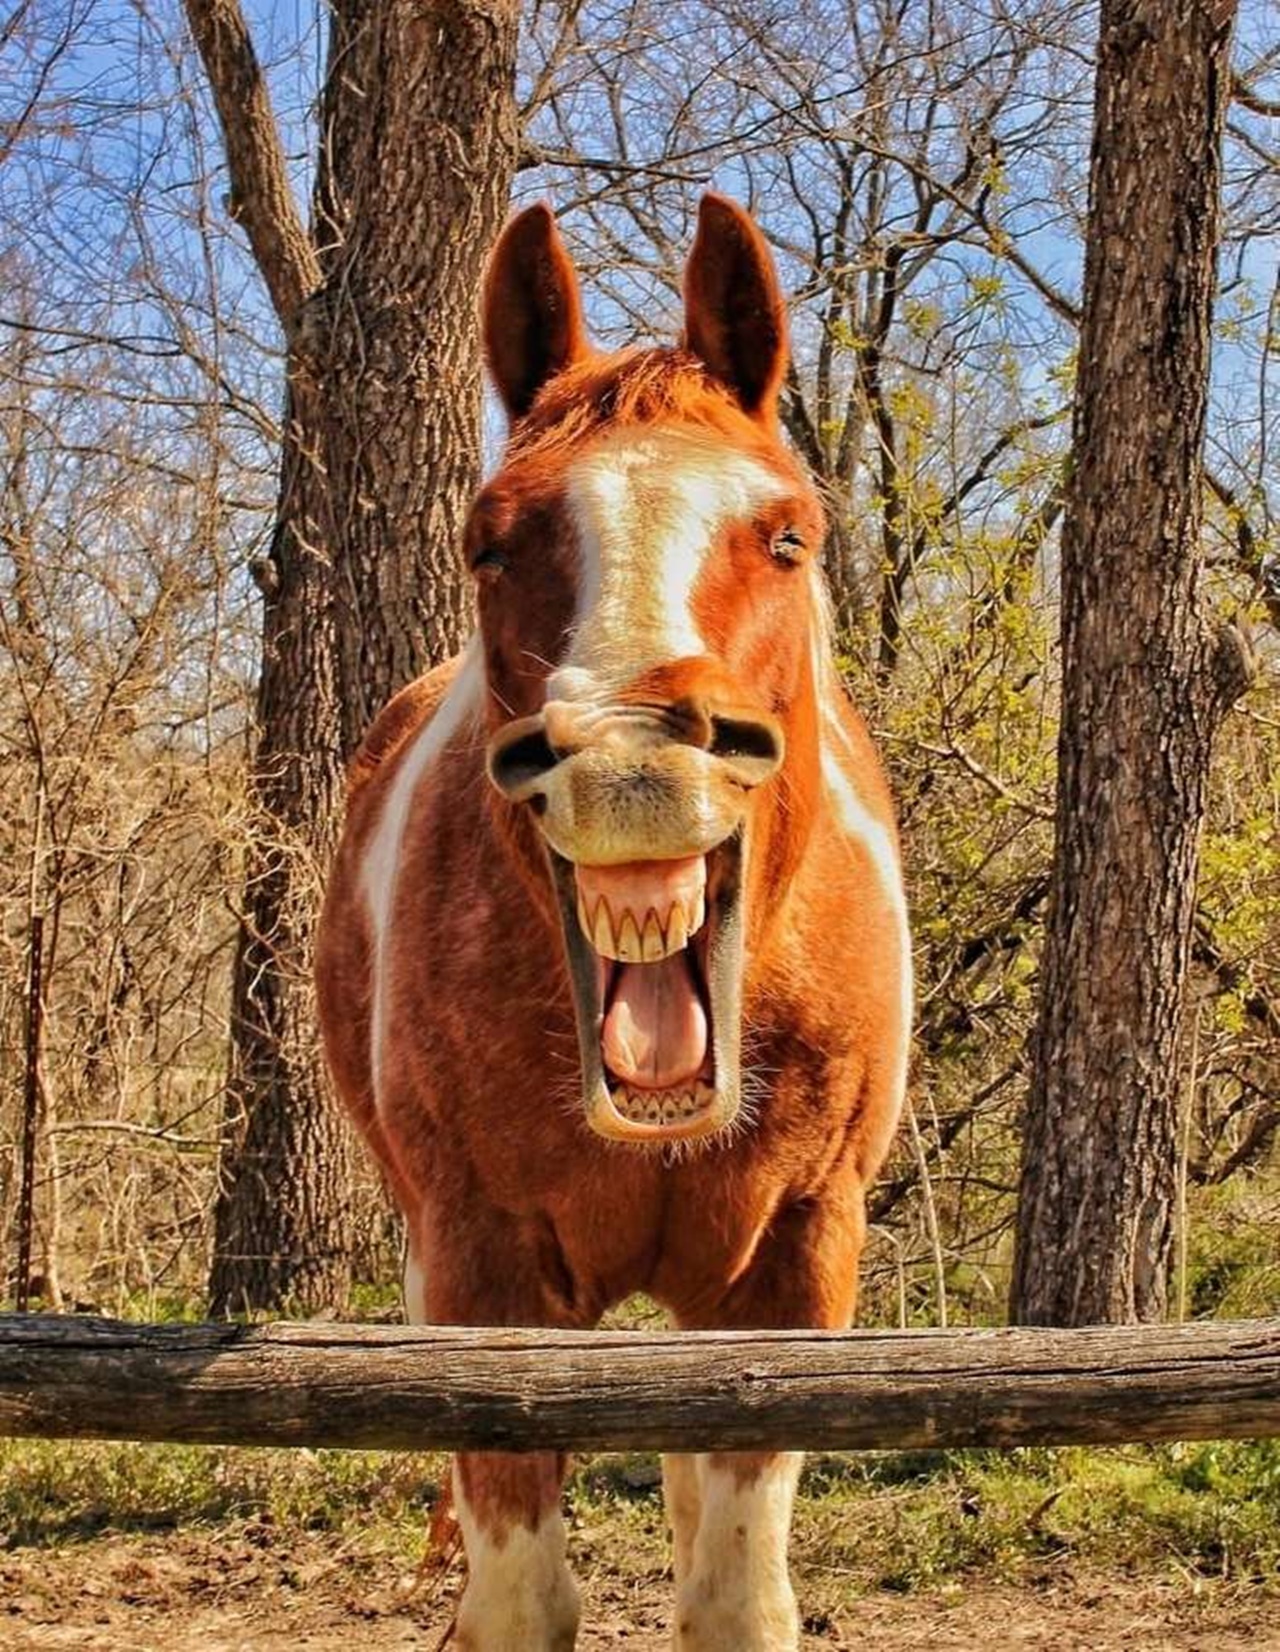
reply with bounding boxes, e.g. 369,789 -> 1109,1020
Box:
503,346 -> 795,480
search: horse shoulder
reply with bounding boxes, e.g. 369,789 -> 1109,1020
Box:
347,655 -> 467,799
317,651 -> 476,1130
808,681 -> 912,1176
324,654 -> 471,945
818,684 -> 900,857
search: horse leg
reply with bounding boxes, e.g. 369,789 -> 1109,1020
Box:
452,1450 -> 579,1652
670,1174 -> 867,1652
404,1219 -> 583,1652
672,1449 -> 804,1652
662,1451 -> 702,1587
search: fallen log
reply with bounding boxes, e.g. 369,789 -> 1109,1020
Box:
1,1315 -> 1278,1453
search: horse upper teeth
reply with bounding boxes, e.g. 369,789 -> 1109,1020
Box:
617,910 -> 642,962
578,885 -> 709,962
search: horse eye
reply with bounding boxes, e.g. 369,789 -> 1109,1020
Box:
770,526 -> 805,566
471,545 -> 509,575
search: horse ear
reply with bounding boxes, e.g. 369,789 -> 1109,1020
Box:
483,203 -> 588,419
682,194 -> 788,419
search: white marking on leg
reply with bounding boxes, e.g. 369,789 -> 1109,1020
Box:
674,1452 -> 803,1651
362,639 -> 483,1101
548,430 -> 789,701
663,1452 -> 701,1587
454,1464 -> 580,1652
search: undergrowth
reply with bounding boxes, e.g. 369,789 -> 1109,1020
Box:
3,1435 -> 1279,1602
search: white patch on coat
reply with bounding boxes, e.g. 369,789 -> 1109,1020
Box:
361,640 -> 483,1101
453,1465 -> 580,1652
809,570 -> 913,1112
402,1250 -> 426,1324
673,1452 -> 803,1651
546,429 -> 789,701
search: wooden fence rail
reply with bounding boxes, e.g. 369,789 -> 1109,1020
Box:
2,1315 -> 1279,1454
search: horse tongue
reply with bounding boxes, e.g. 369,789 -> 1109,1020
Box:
602,954 -> 707,1089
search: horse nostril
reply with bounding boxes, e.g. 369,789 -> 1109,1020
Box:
708,713 -> 785,786
710,714 -> 783,765
488,725 -> 562,799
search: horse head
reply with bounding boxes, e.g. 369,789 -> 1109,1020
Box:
471,196 -> 828,1146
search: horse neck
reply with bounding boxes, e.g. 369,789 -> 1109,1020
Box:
744,656 -> 824,956
482,748 -> 564,934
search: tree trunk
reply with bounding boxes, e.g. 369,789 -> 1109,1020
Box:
1010,0 -> 1251,1327
209,406 -> 351,1315
190,0 -> 520,1315
314,0 -> 520,756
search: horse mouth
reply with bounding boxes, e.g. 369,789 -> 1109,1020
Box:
550,835 -> 745,1144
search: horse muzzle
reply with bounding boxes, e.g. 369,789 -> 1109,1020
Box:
485,694 -> 783,1145
486,693 -> 783,864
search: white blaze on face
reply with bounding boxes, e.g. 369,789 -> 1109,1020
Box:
548,429 -> 789,699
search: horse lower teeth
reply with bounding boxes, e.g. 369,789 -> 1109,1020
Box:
614,1085 -> 711,1124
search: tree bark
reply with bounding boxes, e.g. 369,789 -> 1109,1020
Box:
314,0 -> 521,755
207,404 -> 352,1315
189,0 -> 520,1314
1011,0 -> 1252,1327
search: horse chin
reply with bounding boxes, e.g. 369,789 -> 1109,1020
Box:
548,832 -> 746,1147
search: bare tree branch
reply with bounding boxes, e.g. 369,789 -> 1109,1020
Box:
1232,71 -> 1280,118
180,0 -> 320,331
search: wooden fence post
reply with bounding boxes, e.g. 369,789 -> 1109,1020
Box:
1,1315 -> 1278,1454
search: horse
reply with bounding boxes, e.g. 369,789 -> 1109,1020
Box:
316,194 -> 911,1652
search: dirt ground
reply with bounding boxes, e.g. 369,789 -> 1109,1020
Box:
3,1528 -> 1278,1650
